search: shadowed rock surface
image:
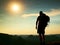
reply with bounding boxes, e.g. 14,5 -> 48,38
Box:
0,33 -> 60,45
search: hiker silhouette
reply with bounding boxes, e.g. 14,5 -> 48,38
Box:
36,11 -> 50,45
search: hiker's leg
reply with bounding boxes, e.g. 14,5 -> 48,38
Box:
42,33 -> 45,45
39,34 -> 42,45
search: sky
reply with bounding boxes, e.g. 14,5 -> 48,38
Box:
0,0 -> 60,35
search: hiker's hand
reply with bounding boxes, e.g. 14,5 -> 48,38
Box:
36,26 -> 37,29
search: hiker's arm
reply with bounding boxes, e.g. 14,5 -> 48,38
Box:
36,17 -> 39,29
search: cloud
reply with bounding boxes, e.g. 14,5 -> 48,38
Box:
21,13 -> 39,18
21,9 -> 60,18
45,9 -> 60,16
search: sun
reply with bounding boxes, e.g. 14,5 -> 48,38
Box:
10,4 -> 21,13
12,5 -> 19,11
6,2 -> 24,14
12,4 -> 20,12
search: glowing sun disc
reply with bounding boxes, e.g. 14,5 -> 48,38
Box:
11,4 -> 20,13
6,2 -> 24,14
12,4 -> 19,11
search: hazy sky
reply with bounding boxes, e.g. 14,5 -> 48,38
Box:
0,0 -> 60,35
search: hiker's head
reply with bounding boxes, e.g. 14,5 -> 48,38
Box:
39,11 -> 43,15
39,11 -> 45,16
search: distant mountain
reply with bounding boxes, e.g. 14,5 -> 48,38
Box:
0,33 -> 60,45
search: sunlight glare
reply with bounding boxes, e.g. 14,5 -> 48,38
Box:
12,4 -> 20,12
6,2 -> 24,14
